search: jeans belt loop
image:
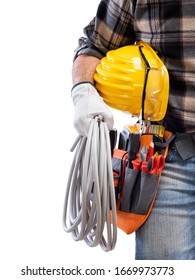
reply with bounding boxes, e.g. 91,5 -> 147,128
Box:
173,132 -> 195,160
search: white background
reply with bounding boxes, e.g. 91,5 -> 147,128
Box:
0,1 -> 194,279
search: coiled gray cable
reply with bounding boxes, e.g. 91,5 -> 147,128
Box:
63,116 -> 117,252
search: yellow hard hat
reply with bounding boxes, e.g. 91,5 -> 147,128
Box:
94,41 -> 169,121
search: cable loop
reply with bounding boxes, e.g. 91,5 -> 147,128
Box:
63,116 -> 117,251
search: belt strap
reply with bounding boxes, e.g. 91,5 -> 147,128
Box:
174,132 -> 195,160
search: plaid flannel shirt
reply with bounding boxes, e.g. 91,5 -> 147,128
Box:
74,0 -> 195,133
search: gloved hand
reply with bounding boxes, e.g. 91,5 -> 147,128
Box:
72,82 -> 114,136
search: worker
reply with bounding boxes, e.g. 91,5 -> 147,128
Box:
70,0 -> 195,259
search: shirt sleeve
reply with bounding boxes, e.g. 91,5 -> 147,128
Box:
73,0 -> 136,60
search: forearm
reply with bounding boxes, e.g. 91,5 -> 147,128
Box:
72,55 -> 100,85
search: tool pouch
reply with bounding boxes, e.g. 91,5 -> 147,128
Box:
111,130 -> 173,234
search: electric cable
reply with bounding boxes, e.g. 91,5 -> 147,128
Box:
62,116 -> 117,252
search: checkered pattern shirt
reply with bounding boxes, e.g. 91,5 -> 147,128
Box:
74,0 -> 195,133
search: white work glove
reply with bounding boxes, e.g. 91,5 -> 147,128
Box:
72,82 -> 114,136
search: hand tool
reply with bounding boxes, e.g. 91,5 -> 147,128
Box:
140,144 -> 148,162
147,155 -> 165,174
147,124 -> 165,137
146,141 -> 154,161
131,159 -> 142,170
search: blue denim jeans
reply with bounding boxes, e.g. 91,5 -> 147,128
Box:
135,148 -> 195,260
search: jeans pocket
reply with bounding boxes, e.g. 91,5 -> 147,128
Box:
120,168 -> 141,212
166,148 -> 177,162
130,172 -> 159,214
